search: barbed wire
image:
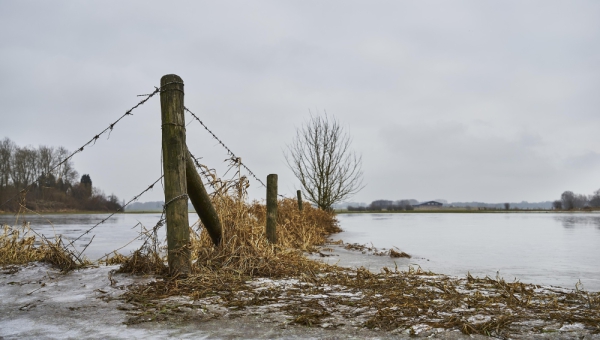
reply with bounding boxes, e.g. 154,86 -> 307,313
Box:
184,107 -> 267,188
0,83 -> 179,209
71,175 -> 164,258
188,151 -> 219,192
14,196 -> 87,265
185,108 -> 295,199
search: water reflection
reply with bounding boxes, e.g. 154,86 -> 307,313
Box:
554,214 -> 600,229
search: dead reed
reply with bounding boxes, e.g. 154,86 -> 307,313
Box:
0,223 -> 89,272
0,223 -> 43,265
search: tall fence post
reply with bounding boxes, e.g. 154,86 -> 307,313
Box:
297,190 -> 303,211
160,74 -> 191,276
266,174 -> 278,244
185,149 -> 223,246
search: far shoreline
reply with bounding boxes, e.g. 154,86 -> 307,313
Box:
334,209 -> 599,214
2,209 -> 598,216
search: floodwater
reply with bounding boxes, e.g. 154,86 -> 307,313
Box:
1,212 -> 599,291
331,212 -> 600,291
0,213 -> 170,261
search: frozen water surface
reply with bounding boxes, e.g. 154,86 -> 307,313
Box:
328,212 -> 600,291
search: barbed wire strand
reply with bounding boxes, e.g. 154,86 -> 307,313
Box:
71,175 -> 164,258
96,222 -> 147,262
184,107 -> 267,188
184,107 -> 293,200
15,200 -> 87,264
0,83 -> 179,209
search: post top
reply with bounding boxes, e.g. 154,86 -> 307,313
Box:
161,74 -> 184,85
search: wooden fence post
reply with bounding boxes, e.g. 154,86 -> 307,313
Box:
266,174 -> 278,244
297,190 -> 303,211
185,149 -> 222,246
160,74 -> 190,276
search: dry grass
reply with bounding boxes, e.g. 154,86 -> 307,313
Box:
0,223 -> 89,272
119,196 -> 335,281
0,224 -> 44,265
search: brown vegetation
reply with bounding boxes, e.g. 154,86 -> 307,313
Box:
0,222 -> 89,271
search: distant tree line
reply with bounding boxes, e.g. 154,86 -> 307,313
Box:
553,190 -> 600,210
348,199 -> 418,211
448,201 -> 553,210
0,137 -> 122,212
346,199 -> 560,211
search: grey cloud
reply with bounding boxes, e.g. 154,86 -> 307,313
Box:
0,0 -> 598,204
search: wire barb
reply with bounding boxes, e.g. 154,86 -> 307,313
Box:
184,106 -> 267,188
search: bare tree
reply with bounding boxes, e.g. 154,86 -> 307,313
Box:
55,146 -> 78,185
0,138 -> 15,190
37,145 -> 56,177
285,113 -> 364,211
10,146 -> 38,189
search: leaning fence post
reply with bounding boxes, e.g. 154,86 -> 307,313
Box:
266,174 -> 278,244
185,149 -> 222,246
297,190 -> 303,211
160,74 -> 191,276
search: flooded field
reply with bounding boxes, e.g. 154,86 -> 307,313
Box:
331,212 -> 600,291
1,211 -> 599,291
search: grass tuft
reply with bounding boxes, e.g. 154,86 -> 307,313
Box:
0,223 -> 89,272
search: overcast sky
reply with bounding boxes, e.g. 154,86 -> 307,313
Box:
1,1 -> 598,204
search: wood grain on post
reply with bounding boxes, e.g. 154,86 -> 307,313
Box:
160,74 -> 191,276
266,174 -> 278,244
297,190 -> 303,211
185,150 -> 222,246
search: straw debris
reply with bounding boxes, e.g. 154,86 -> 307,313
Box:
0,223 -> 89,272
118,196 -> 600,337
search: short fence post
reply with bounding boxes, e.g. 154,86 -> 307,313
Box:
266,174 -> 278,244
160,74 -> 191,276
297,190 -> 303,211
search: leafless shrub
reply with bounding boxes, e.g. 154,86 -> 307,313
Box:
285,113 -> 364,211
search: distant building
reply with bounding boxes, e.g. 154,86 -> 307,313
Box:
413,201 -> 443,207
